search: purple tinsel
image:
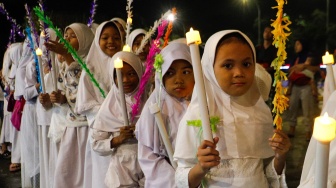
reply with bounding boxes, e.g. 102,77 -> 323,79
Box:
87,0 -> 97,27
0,3 -> 25,39
25,4 -> 40,48
131,20 -> 169,121
38,0 -> 52,68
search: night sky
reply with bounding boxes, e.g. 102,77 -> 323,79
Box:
1,0 -> 335,68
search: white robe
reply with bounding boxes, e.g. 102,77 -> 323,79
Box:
135,42 -> 191,188
76,21 -> 123,188
92,51 -> 145,188
173,30 -> 286,188
299,90 -> 336,188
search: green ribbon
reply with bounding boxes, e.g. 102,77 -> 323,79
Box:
187,116 -> 220,133
33,6 -> 106,98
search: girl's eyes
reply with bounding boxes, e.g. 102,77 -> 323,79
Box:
243,62 -> 252,67
166,70 -> 174,76
183,70 -> 192,74
222,63 -> 233,69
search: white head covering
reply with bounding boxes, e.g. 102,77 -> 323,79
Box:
3,43 -> 23,82
110,17 -> 126,31
136,42 -> 191,155
65,23 -> 94,59
14,36 -> 36,99
90,22 -> 99,34
174,30 -> 274,161
299,90 -> 336,187
76,21 -> 122,116
127,28 -> 146,51
93,51 -> 144,132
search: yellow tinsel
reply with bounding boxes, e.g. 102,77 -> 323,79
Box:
270,0 -> 291,131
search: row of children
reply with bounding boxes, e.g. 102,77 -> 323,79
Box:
0,16 -> 293,187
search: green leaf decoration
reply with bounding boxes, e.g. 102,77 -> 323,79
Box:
33,6 -> 106,98
187,116 -> 220,133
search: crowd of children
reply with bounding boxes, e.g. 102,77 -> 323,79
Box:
1,5 -> 335,187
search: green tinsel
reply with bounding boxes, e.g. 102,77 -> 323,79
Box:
33,6 -> 106,98
187,116 -> 220,133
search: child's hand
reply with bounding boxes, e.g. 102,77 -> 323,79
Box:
35,83 -> 40,91
111,125 -> 135,148
39,93 -> 52,109
196,137 -> 221,173
49,91 -> 66,104
45,40 -> 68,55
269,129 -> 291,159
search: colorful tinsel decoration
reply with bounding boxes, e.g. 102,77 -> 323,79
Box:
87,0 -> 97,27
26,27 -> 42,92
135,10 -> 171,55
187,116 -> 220,133
124,0 -> 133,46
0,3 -> 25,46
25,4 -> 40,48
33,6 -> 106,98
38,0 -> 52,69
131,20 -> 169,121
270,0 -> 291,131
163,7 -> 177,48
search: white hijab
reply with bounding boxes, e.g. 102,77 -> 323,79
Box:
299,90 -> 336,187
64,23 -> 94,60
76,21 -> 122,115
174,30 -> 274,162
14,36 -> 36,99
3,43 -> 23,82
127,28 -> 146,51
93,51 -> 144,132
136,42 -> 191,155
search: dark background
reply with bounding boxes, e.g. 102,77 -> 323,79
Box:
1,0 -> 335,69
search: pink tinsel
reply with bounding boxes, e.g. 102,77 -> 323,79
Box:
131,20 -> 168,121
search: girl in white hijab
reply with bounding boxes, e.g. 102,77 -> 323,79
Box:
35,28 -> 58,188
45,23 -> 94,188
298,90 -> 336,188
127,28 -> 149,62
1,43 -> 22,173
20,35 -> 41,187
173,30 -> 290,188
92,51 -> 145,187
76,20 -> 123,188
136,42 -> 194,187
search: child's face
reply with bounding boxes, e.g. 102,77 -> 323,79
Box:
294,40 -> 303,54
99,26 -> 122,57
163,60 -> 194,100
132,34 -> 149,61
114,63 -> 139,94
64,28 -> 79,51
214,40 -> 255,97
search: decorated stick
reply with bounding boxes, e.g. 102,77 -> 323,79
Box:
38,0 -> 52,69
149,103 -> 177,169
270,0 -> 291,135
131,20 -> 168,121
26,27 -> 42,92
124,0 -> 133,49
186,28 -> 213,142
34,6 -> 106,98
87,0 -> 97,27
135,10 -> 171,55
25,4 -> 40,47
0,3 -> 25,46
114,58 -> 129,126
36,48 -> 46,93
50,52 -> 58,91
163,7 -> 177,47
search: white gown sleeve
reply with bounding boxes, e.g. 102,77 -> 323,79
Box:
264,158 -> 287,188
138,142 -> 176,188
91,128 -> 113,156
